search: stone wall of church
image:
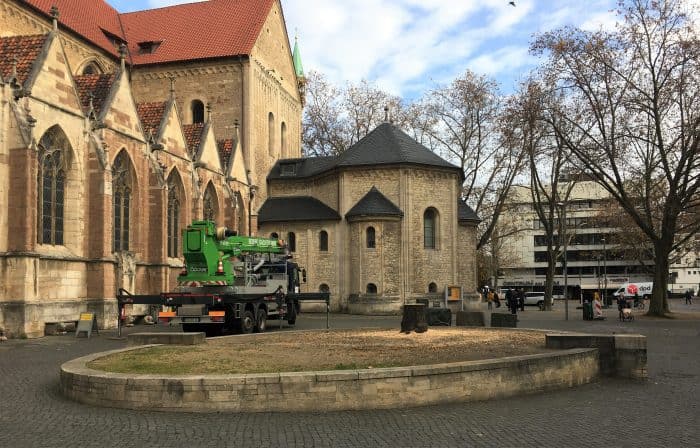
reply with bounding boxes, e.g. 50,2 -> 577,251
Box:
1,0 -> 117,75
257,221 -> 342,311
130,60 -> 244,142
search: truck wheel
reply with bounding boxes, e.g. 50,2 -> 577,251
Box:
240,310 -> 255,334
255,309 -> 267,333
286,303 -> 297,325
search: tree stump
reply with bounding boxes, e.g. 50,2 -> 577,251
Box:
401,304 -> 428,333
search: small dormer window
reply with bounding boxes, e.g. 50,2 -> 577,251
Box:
137,41 -> 161,54
280,162 -> 297,177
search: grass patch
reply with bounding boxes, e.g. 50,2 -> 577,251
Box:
88,328 -> 551,375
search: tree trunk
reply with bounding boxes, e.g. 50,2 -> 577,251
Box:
401,304 -> 428,333
647,240 -> 671,316
543,256 -> 556,311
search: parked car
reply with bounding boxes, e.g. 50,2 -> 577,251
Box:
523,292 -> 552,310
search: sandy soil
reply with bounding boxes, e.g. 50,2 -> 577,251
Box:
89,328 -> 553,375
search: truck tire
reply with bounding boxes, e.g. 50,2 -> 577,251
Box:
239,310 -> 255,334
255,309 -> 267,333
286,303 -> 297,325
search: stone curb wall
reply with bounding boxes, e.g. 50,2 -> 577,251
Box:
61,347 -> 599,413
545,333 -> 647,379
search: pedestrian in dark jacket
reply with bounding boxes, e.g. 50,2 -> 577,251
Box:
505,289 -> 513,313
494,292 -> 501,308
686,290 -> 693,305
518,289 -> 525,311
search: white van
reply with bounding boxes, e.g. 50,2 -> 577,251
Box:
613,282 -> 653,299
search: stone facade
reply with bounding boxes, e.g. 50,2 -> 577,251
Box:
260,124 -> 480,313
0,0 -> 302,337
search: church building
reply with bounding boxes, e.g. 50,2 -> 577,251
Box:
0,0 -> 304,337
0,0 -> 479,337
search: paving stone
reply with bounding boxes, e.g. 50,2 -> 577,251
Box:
0,303 -> 698,447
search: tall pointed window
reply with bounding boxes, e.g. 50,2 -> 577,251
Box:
280,121 -> 287,157
167,172 -> 182,258
424,208 -> 437,249
203,183 -> 217,222
37,126 -> 69,245
268,112 -> 275,156
112,151 -> 132,252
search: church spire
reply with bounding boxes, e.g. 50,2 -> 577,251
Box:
292,33 -> 305,79
292,32 -> 306,106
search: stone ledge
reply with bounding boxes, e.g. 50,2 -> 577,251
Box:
127,332 -> 205,346
61,345 -> 599,413
545,333 -> 647,380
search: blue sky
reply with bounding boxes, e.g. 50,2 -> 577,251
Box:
109,0 -> 624,98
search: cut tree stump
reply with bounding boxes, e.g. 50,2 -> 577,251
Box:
401,304 -> 428,333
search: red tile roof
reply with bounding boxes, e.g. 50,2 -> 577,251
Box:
0,34 -> 48,86
23,0 -> 123,57
21,0 -> 276,66
136,101 -> 167,139
120,0 -> 275,65
183,123 -> 205,157
73,73 -> 116,116
217,138 -> 234,168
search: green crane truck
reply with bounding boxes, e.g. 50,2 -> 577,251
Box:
117,220 -> 329,335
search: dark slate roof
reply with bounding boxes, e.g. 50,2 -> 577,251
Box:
258,196 -> 341,223
0,34 -> 48,86
268,123 -> 461,181
73,73 -> 117,117
267,156 -> 337,180
336,122 -> 460,170
346,187 -> 403,219
458,199 -> 481,222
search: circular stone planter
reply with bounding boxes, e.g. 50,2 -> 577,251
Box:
61,344 -> 599,413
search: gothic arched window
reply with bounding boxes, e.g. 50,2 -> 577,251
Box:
424,208 -> 438,249
167,172 -> 182,258
192,100 -> 204,124
280,121 -> 287,157
268,112 -> 275,156
203,183 -> 217,222
37,126 -> 70,245
112,151 -> 132,252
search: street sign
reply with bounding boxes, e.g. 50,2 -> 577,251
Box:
75,313 -> 98,338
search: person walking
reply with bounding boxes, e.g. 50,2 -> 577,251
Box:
494,291 -> 501,308
685,289 -> 693,305
518,289 -> 525,311
487,290 -> 494,310
505,289 -> 514,313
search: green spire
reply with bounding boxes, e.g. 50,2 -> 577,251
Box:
292,35 -> 304,79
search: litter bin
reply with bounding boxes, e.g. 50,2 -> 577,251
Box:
582,301 -> 593,320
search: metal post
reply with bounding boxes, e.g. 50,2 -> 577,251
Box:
563,205 -> 568,321
248,186 -> 256,236
602,237 -> 607,305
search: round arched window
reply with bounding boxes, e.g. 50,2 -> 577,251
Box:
366,283 -> 377,294
428,282 -> 438,293
319,284 -> 330,293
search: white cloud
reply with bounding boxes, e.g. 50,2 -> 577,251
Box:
133,0 -> 627,97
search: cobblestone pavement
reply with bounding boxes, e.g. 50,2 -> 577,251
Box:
1,300 -> 698,448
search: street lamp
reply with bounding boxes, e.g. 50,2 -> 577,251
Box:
602,236 -> 607,305
248,185 -> 257,236
557,201 -> 569,321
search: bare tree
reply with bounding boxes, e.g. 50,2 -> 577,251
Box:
302,72 -> 405,156
412,70 -> 526,249
533,0 -> 700,315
